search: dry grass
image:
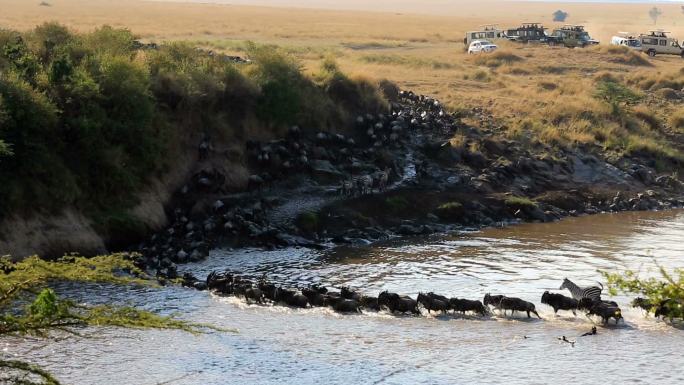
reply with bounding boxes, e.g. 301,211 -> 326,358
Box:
587,45 -> 653,67
471,51 -> 524,68
2,0 -> 683,163
670,109 -> 684,133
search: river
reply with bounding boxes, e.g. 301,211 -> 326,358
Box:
3,210 -> 684,385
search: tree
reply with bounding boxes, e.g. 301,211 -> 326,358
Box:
0,254 -> 229,384
553,10 -> 569,22
649,7 -> 662,25
602,265 -> 684,321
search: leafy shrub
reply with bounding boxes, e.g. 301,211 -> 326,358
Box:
247,43 -> 306,125
0,74 -> 78,214
435,202 -> 463,220
0,25 -> 388,227
594,80 -> 642,116
602,266 -> 684,321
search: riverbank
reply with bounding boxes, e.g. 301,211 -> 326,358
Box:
1,25 -> 684,261
132,88 -> 684,278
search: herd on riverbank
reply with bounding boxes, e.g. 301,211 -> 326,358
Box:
179,271 -> 679,326
135,89 -> 684,283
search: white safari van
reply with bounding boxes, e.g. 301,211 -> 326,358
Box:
639,30 -> 684,57
610,32 -> 642,49
463,25 -> 506,49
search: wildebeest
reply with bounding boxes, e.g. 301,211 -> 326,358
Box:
330,298 -> 362,313
302,287 -> 327,307
244,287 -> 264,304
449,298 -> 487,316
654,298 -> 682,321
578,298 -> 622,325
498,296 -> 541,319
341,286 -> 362,301
359,295 -> 381,311
417,293 -> 449,314
372,168 -> 390,192
340,180 -> 354,196
426,292 -> 449,304
541,291 -> 578,316
631,297 -> 682,321
483,293 -> 505,311
378,291 -> 420,315
310,284 -> 328,294
355,175 -> 373,196
631,297 -> 653,312
206,271 -> 234,293
258,281 -> 278,301
275,288 -> 309,308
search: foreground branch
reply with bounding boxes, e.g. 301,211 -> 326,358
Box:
0,359 -> 61,385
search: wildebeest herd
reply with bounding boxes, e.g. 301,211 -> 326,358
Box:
183,272 -> 663,326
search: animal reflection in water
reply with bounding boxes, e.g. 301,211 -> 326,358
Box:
195,272 -> 638,326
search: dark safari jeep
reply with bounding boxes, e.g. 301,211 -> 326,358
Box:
547,25 -> 599,48
505,23 -> 548,43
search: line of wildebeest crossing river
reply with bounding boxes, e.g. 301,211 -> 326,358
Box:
179,270 -> 674,328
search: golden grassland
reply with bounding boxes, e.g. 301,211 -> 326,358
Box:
2,0 -> 684,162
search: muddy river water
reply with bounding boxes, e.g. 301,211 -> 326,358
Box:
3,210 -> 684,385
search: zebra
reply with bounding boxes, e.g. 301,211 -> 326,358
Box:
559,278 -> 603,302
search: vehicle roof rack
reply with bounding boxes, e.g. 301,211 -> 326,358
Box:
479,24 -> 500,30
646,30 -> 669,37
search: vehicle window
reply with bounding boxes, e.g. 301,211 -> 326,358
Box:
641,38 -> 654,45
659,39 -> 666,46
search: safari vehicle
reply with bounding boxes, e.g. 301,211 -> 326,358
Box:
547,25 -> 599,48
610,32 -> 642,49
463,25 -> 506,49
639,30 -> 684,57
468,40 -> 498,54
505,23 -> 548,43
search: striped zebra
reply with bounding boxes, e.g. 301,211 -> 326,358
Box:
559,278 -> 603,301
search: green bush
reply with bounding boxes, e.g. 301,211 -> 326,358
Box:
602,266 -> 684,321
0,24 -> 387,228
504,196 -> 538,209
435,201 -> 464,220
594,80 -> 642,117
247,43 -> 306,125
